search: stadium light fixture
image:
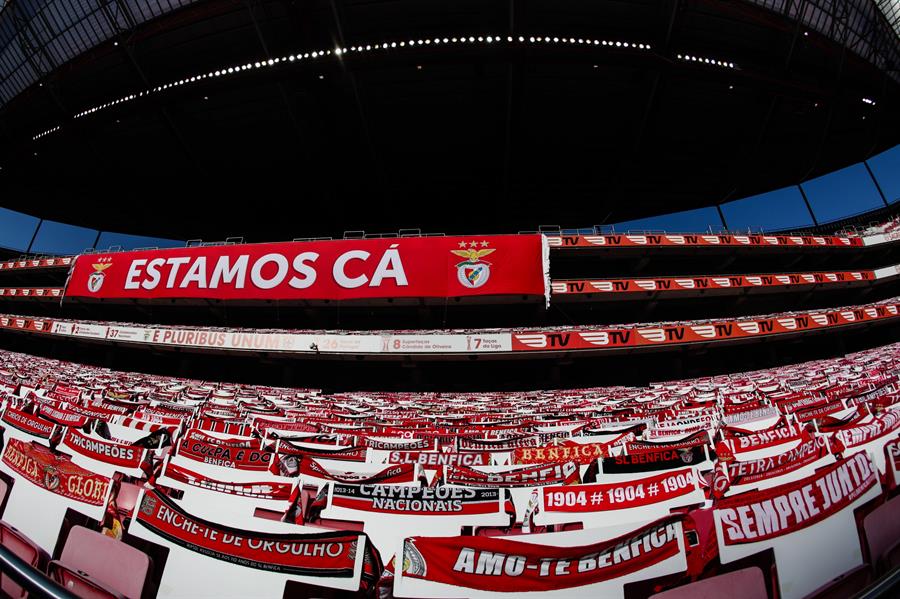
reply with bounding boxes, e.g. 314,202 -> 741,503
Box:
60,32 -> 656,130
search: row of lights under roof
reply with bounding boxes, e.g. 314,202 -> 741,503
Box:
32,125 -> 60,141
69,35 -> 652,121
676,54 -> 736,68
37,35 -> 759,141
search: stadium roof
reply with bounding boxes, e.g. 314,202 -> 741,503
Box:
0,0 -> 898,241
874,0 -> 900,38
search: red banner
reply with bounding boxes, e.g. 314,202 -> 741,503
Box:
0,256 -> 72,271
2,438 -> 110,506
713,436 -> 830,497
833,411 -> 900,449
177,437 -> 273,471
511,303 -> 900,351
445,462 -> 579,487
552,271 -> 874,295
547,233 -> 861,249
331,484 -> 503,515
164,462 -> 293,500
37,404 -> 89,428
2,406 -> 56,439
183,428 -> 261,450
0,288 -> 63,299
387,451 -> 491,467
543,468 -> 696,513
513,438 -> 628,465
64,428 -> 145,469
300,459 -> 416,485
135,489 -> 359,577
276,440 -> 367,462
716,451 -> 876,545
400,516 -> 683,592
724,423 -> 801,452
63,236 -> 547,301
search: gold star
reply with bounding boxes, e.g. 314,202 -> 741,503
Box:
469,240 -> 478,248
481,241 -> 489,247
458,241 -> 467,248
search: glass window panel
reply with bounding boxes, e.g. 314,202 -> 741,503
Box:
0,206 -> 40,251
611,206 -> 722,233
96,231 -> 183,251
29,219 -> 97,255
721,186 -> 814,232
866,144 -> 900,204
801,162 -> 885,223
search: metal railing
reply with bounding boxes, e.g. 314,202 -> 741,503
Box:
0,543 -> 78,599
853,566 -> 900,599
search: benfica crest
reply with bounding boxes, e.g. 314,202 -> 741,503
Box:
402,539 -> 427,577
139,494 -> 158,517
42,465 -> 60,492
87,261 -> 112,293
451,242 -> 495,289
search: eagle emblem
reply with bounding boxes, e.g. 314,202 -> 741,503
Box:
87,261 -> 112,293
451,243 -> 495,289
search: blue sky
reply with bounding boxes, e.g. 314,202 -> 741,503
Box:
0,144 -> 898,254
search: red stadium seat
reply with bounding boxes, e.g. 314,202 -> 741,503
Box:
51,566 -> 126,599
863,495 -> 900,574
114,482 -> 143,518
802,564 -> 871,599
49,526 -> 150,599
0,521 -> 48,599
649,567 -> 767,599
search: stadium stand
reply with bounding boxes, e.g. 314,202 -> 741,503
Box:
0,222 -> 895,596
0,340 -> 895,596
0,0 -> 898,595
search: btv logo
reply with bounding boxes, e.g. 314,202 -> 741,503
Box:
87,258 -> 112,293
